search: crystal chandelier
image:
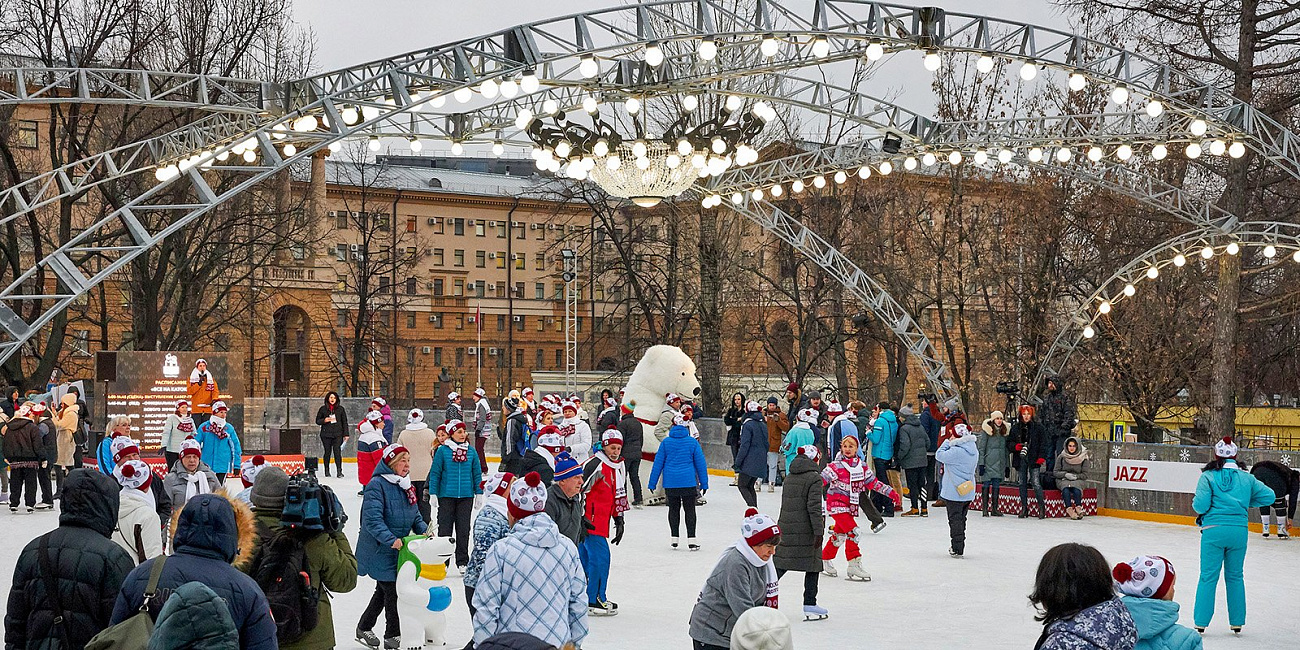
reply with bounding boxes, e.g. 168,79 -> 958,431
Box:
523,94 -> 774,207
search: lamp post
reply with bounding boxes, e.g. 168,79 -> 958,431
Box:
561,248 -> 577,395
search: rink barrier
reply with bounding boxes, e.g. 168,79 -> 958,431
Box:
972,486 -> 1099,517
86,454 -> 308,476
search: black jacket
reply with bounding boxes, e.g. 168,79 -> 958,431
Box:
1251,461 -> 1299,500
723,395 -> 746,447
1037,377 -> 1077,438
502,411 -> 531,474
595,408 -> 618,434
544,483 -> 587,547
315,393 -> 349,439
2,416 -> 43,462
5,469 -> 135,650
519,450 -> 555,485
616,412 -> 644,460
1009,419 -> 1051,469
773,455 -> 824,574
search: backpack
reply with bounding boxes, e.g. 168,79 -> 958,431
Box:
281,473 -> 323,531
250,529 -> 320,643
317,482 -> 348,533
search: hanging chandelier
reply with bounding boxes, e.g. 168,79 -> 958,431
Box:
522,94 -> 774,207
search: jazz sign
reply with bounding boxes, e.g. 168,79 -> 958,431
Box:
1107,458 -> 1204,494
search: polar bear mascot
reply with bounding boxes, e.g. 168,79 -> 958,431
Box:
395,535 -> 456,648
623,345 -> 702,504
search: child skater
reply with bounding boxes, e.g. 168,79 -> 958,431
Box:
356,410 -> 387,493
936,422 -> 979,558
775,444 -> 828,621
689,508 -> 781,650
821,433 -> 900,581
1114,555 -> 1202,650
580,429 -> 630,616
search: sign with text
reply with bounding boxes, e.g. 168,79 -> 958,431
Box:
102,352 -> 243,454
1107,457 -> 1204,493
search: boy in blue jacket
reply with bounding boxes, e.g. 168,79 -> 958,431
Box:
1114,555 -> 1202,650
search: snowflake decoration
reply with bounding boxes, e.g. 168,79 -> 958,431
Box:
1179,448 -> 1191,462
1283,454 -> 1293,466
1149,452 -> 1158,461
1130,495 -> 1139,506
1112,446 -> 1122,458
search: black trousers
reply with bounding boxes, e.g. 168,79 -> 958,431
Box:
321,436 -> 344,474
358,580 -> 400,638
858,492 -> 885,527
946,500 -> 971,555
776,568 -> 820,606
693,641 -> 727,650
737,473 -> 759,508
412,480 -> 431,524
626,458 -> 643,504
36,462 -> 53,504
871,458 -> 895,516
215,472 -> 227,485
905,467 -> 928,510
437,496 -> 474,565
927,455 -> 939,501
9,466 -> 39,507
462,585 -> 477,650
163,451 -> 179,471
665,487 -> 698,538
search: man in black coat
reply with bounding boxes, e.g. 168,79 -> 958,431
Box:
1036,376 -> 1077,472
616,404 -> 645,507
5,469 -> 135,650
4,406 -> 47,512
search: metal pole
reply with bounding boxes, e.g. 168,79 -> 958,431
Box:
562,249 -> 577,395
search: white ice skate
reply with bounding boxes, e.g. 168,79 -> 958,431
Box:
671,536 -> 680,549
821,560 -> 838,577
588,601 -> 618,617
803,605 -> 829,621
845,558 -> 871,581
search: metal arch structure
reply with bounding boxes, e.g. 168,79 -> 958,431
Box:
0,66 -> 273,113
1030,222 -> 1300,398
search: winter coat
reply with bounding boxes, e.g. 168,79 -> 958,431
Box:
867,409 -> 899,461
1035,597 -> 1137,650
247,507 -> 358,650
733,411 -> 769,478
39,417 -> 58,466
113,488 -> 165,564
1249,460 -> 1298,500
519,449 -> 556,485
112,492 -> 276,650
764,410 -> 789,453
724,402 -> 745,449
1038,377 -> 1077,439
160,414 -> 197,454
647,425 -> 709,491
96,436 -> 117,475
977,418 -> 1011,481
429,443 -> 484,498
936,435 -> 979,502
1010,418 -> 1051,470
315,395 -> 348,440
163,460 -> 221,511
471,513 -> 588,648
53,394 -> 79,467
356,426 -> 386,486
147,581 -> 239,650
559,417 -> 593,463
581,455 -> 626,538
774,455 -> 824,574
827,416 -> 859,460
653,407 -> 675,443
186,375 -> 220,415
940,411 -> 968,447
780,422 -> 815,471
446,402 -> 463,425
919,402 -> 942,453
544,483 -> 587,547
1192,459 -> 1275,528
1121,596 -> 1203,650
616,411 -> 644,460
1054,438 -> 1091,490
2,415 -> 43,462
5,469 -> 135,650
502,411 -> 531,474
689,546 -> 769,648
397,423 -> 437,483
356,460 -> 428,581
463,502 -> 512,589
195,420 -> 242,474
895,414 -> 929,470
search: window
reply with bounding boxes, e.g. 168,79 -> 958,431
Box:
516,223 -> 525,240
594,316 -> 604,333
376,213 -> 390,231
496,222 -> 507,238
406,217 -> 417,233
336,279 -> 347,291
453,279 -> 465,296
335,212 -> 349,230
497,314 -> 506,331
518,348 -> 525,367
433,347 -> 442,364
453,219 -> 465,236
535,348 -> 544,368
553,282 -> 563,299
13,120 -> 38,148
595,283 -> 605,301
535,282 -> 545,300
337,310 -> 348,326
433,312 -> 444,329
516,316 -> 525,332
535,253 -> 545,270
537,318 -> 545,332
432,278 -> 444,296
456,348 -> 465,366
514,253 -> 525,270
405,277 -> 417,295
433,248 -> 444,265
406,381 -> 416,400
378,276 -> 391,293
72,329 -> 90,356
454,250 -> 465,267
475,282 -> 485,298
475,221 -> 486,237
555,349 -> 563,367
495,252 -> 506,269
406,246 -> 417,260
456,314 -> 465,330
496,281 -> 506,297
515,282 -> 524,297
406,312 -> 416,328
335,244 -> 347,261
576,317 -> 583,332
536,224 -> 545,240
476,250 -> 487,268
434,218 -> 445,235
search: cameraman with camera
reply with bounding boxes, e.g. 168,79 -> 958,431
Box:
917,392 -> 942,506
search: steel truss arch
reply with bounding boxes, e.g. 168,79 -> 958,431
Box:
0,66 -> 273,113
1030,222 -> 1300,397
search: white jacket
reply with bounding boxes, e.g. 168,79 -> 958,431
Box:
114,489 -> 164,564
561,417 -> 593,463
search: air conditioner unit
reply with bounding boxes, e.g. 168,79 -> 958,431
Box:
511,221 -> 523,228
488,221 -> 497,227
421,346 -> 431,354
513,315 -> 522,322
427,217 -> 437,225
327,210 -> 337,217
487,284 -> 496,293
467,219 -> 477,226
467,347 -> 477,356
467,315 -> 477,323
548,224 -> 559,230
349,244 -> 360,251
428,314 -> 438,322
425,248 -> 433,256
488,347 -> 499,356
488,253 -> 497,259
466,282 -> 477,291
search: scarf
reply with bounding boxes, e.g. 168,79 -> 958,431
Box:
535,447 -> 557,469
208,417 -> 228,439
122,483 -> 156,510
446,439 -> 470,463
728,540 -> 779,609
184,468 -> 212,501
189,369 -> 215,388
1062,442 -> 1090,465
835,454 -> 868,492
176,416 -> 195,435
594,451 -> 630,515
485,493 -> 509,518
381,472 -> 417,504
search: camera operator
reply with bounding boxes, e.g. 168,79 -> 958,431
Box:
918,392 -> 942,505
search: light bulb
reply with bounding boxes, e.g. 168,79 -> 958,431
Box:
340,107 -> 359,125
593,139 -> 609,158
752,101 -> 772,121
1264,244 -> 1277,258
579,56 -> 599,78
634,156 -> 650,170
1019,61 -> 1037,80
282,143 -> 296,156
242,150 -> 256,162
924,52 -> 941,71
542,99 -> 559,115
451,142 -> 464,155
271,123 -> 287,139
866,42 -> 884,61
1123,284 -> 1136,297
732,192 -> 744,205
904,156 -> 918,170
500,79 -> 518,98
1190,119 -> 1208,136
711,137 -> 726,154
1145,100 -> 1164,117
479,79 -> 499,98
1056,147 -> 1072,163
1087,146 -> 1103,162
154,167 -> 169,181
606,156 -> 620,171
1146,266 -> 1159,279
770,184 -> 783,197
812,175 -> 826,189
1228,141 -> 1246,158
582,96 -> 598,113
751,188 -> 764,200
761,35 -> 779,58
295,115 -> 318,132
644,43 -> 663,67
631,140 -> 648,158
520,71 -> 540,94
1151,144 -> 1168,160
409,138 -> 422,152
1028,147 -> 1044,162
1201,246 -> 1214,259
454,86 -> 472,103
492,141 -> 505,156
515,108 -> 534,130
1068,72 -> 1087,91
555,141 -> 572,158
948,150 -> 963,165
625,97 -> 641,114
1226,242 -> 1239,255
811,36 -> 830,58
682,94 -> 698,112
879,161 -> 893,175
1116,144 -> 1134,161
858,165 -> 871,179
368,137 -> 380,152
215,150 -> 230,162
361,105 -> 380,121
698,38 -> 717,61
690,153 -> 705,169
1209,139 -> 1226,156
1098,300 -> 1111,314
1083,325 -> 1095,339
792,180 -> 805,193
974,150 -> 988,165
997,149 -> 1014,163
725,94 -> 743,112
1185,142 -> 1202,158
1293,250 -> 1300,263
1173,254 -> 1187,267
834,170 -> 847,184
676,139 -> 692,156
1110,85 -> 1129,104
922,152 -> 937,166
976,55 -> 994,74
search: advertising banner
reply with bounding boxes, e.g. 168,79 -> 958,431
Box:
1107,457 -> 1204,494
102,352 -> 243,454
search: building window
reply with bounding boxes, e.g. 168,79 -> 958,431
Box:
475,221 -> 486,237
536,224 -> 545,240
456,314 -> 465,330
406,381 -> 416,400
535,282 -> 545,300
375,213 -> 390,231
456,348 -> 465,366
13,120 -> 39,148
433,312 -> 443,329
518,348 -> 525,367
406,347 -> 416,364
535,348 -> 544,368
335,244 -> 347,261
406,312 -> 416,328
496,222 -> 507,238
406,217 -> 417,233
337,310 -> 348,326
453,279 -> 465,296
514,253 -> 525,270
454,249 -> 464,266
433,248 -> 444,265
476,250 -> 487,268
516,316 -> 525,332
553,282 -> 563,299
535,253 -> 545,270
434,218 -> 445,235
555,349 -> 563,367
405,277 -> 417,295
432,278 -> 444,296
496,281 -> 506,297
577,317 -> 583,332
71,329 -> 90,356
515,282 -> 524,297
537,318 -> 545,332
497,314 -> 506,331
595,283 -> 605,301
495,252 -> 506,269
433,347 -> 442,364
453,219 -> 465,236
475,282 -> 485,298
516,223 -> 526,240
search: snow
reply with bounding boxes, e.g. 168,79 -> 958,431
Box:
5,471 -> 1298,648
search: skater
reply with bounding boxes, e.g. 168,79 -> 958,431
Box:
111,459 -> 164,563
936,423 -> 978,558
464,471 -> 514,640
397,409 -> 437,523
186,358 -> 220,430
820,434 -> 900,580
1249,459 -> 1297,538
520,428 -> 565,485
1054,437 -> 1091,520
545,453 -> 586,547
866,401 -> 899,516
615,400 -> 645,507
32,402 -> 56,505
356,410 -> 387,489
689,508 -> 781,650
1191,436 -> 1274,634
471,388 -> 493,475
195,401 -> 241,485
372,397 -> 394,442
559,401 -> 593,463
724,392 -> 746,480
96,415 -> 131,477
733,399 -> 769,508
446,391 -> 464,424
896,405 -> 930,517
355,444 -> 428,649
580,429 -> 630,616
1012,405 -> 1049,519
1113,555 -> 1202,650
4,402 -> 49,513
1030,542 -> 1136,650
781,409 -> 817,472
501,400 -> 531,476
430,419 -> 483,569
763,398 -> 789,492
112,436 -> 173,529
315,391 -> 349,477
161,399 -> 197,470
648,412 -> 710,550
977,410 -> 1010,517
775,445 -> 827,621
163,437 -> 220,510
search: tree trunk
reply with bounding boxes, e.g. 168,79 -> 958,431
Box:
697,205 -> 723,415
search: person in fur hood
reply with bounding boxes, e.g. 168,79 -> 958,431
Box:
977,411 -> 1011,517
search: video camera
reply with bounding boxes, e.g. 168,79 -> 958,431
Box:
917,391 -> 938,405
996,380 -> 1020,396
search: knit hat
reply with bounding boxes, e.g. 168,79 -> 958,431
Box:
508,472 -> 548,519
114,460 -> 153,492
523,387 -> 534,397
990,410 -> 1004,421
1214,436 -> 1238,458
111,436 -> 140,463
785,382 -> 800,393
180,436 -> 202,458
408,408 -> 424,423
366,409 -> 383,422
483,471 -> 514,497
175,399 -> 190,410
620,400 -> 635,415
899,405 -> 915,417
446,419 -> 466,431
372,397 -> 387,407
239,455 -> 268,488
665,392 -> 681,404
382,443 -> 409,466
673,412 -> 692,427
796,408 -> 818,425
474,387 -> 487,398
741,507 -> 780,547
601,429 -> 623,446
943,398 -> 960,412
448,391 -> 460,401
553,452 -> 582,481
1113,555 -> 1176,600
766,396 -> 779,405
730,606 -> 792,650
537,429 -> 565,452
952,423 -> 971,438
211,400 -> 228,413
826,400 -> 844,417
251,466 -> 290,510
545,403 -> 562,415
561,401 -> 578,414
798,444 -> 820,463
745,399 -> 761,412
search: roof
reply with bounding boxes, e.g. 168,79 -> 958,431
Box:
317,159 -> 553,200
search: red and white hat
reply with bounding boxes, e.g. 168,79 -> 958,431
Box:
474,387 -> 487,398
445,419 -> 466,431
798,444 -> 820,463
482,471 -> 514,497
746,399 -> 761,412
372,397 -> 387,407
826,400 -> 844,417
110,436 -> 140,464
211,400 -> 228,413
508,472 -> 548,519
952,423 -> 971,438
561,401 -> 578,414
741,507 -> 781,547
448,391 -> 460,401
366,409 -> 383,422
435,422 -> 448,435
240,455 -> 268,488
31,401 -> 47,415
536,427 -> 565,452
1113,555 -> 1176,600
175,399 -> 190,410
114,460 -> 153,492
408,408 -> 424,423
180,436 -> 202,458
382,443 -> 408,466
797,408 -> 819,425
522,387 -> 535,397
665,392 -> 681,404
1214,436 -> 1238,458
673,412 -> 693,427
601,429 -> 624,446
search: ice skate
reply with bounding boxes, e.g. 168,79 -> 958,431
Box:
1231,627 -> 1242,635
671,536 -> 679,549
355,630 -> 381,649
1279,529 -> 1290,539
803,605 -> 829,621
949,547 -> 963,558
1263,530 -> 1271,538
588,601 -> 618,616
767,485 -> 775,493
1195,628 -> 1205,635
688,539 -> 700,551
845,557 -> 871,581
870,520 -> 886,533
821,559 -> 838,577
33,502 -> 52,510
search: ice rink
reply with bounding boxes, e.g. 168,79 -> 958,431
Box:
5,469 -> 1297,649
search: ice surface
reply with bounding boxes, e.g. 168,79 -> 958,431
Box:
4,472 -> 1297,648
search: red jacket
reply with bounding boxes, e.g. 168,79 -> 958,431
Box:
582,455 -> 628,538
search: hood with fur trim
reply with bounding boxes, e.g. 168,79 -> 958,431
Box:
168,489 -> 257,569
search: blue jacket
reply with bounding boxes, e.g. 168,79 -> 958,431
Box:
867,409 -> 899,461
648,425 -> 709,491
1121,596 -> 1203,650
781,423 -> 815,471
96,437 -> 116,475
1192,459 -> 1275,528
356,460 -> 428,581
935,435 -> 979,502
195,421 -> 242,474
111,494 -> 276,650
919,407 -> 941,452
428,444 -> 484,499
463,502 -> 512,589
733,412 -> 769,478
828,416 -> 864,460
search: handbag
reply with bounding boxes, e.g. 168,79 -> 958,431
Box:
84,556 -> 168,650
956,479 -> 976,496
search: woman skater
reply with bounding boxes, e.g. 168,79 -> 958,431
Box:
820,434 -> 900,581
689,508 -> 781,650
723,392 -> 746,485
1191,437 -> 1274,634
648,412 -> 709,550
316,391 -> 349,477
355,444 -> 428,649
775,444 -> 827,621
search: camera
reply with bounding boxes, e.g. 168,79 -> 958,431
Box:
996,380 -> 1020,396
917,391 -> 938,404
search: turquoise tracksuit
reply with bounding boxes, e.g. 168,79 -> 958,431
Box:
780,423 -> 815,471
1190,459 -> 1274,628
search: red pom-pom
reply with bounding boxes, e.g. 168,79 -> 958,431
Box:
252,454 -> 265,465
744,507 -> 759,518
1112,563 -> 1133,583
524,472 -> 542,487
1221,436 -> 1234,444
121,463 -> 136,479
185,435 -> 196,440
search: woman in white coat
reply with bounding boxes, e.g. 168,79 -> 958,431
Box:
560,401 -> 593,463
112,459 -> 164,564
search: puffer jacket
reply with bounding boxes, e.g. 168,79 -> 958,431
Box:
113,488 -> 165,564
195,420 -> 242,474
895,413 -> 929,470
147,581 -> 239,650
429,443 -> 484,498
163,459 -> 221,511
2,414 -> 43,462
647,425 -> 709,491
867,409 -> 899,461
1121,596 -> 1203,650
774,455 -> 824,574
1192,459 -> 1275,528
977,418 -> 1010,481
733,411 -> 769,478
5,469 -> 135,650
314,393 -> 348,440
936,435 -> 979,502
827,414 -> 859,460
111,492 -> 276,650
1036,597 -> 1137,650
471,513 -> 588,647
1054,437 -> 1091,490
356,460 -> 428,581
780,422 -> 815,471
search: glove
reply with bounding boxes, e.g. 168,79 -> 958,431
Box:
978,465 -> 985,476
1037,458 -> 1046,466
1015,444 -> 1023,452
891,490 -> 903,510
474,494 -> 484,510
1065,473 -> 1078,481
611,516 -> 625,545
583,518 -> 597,532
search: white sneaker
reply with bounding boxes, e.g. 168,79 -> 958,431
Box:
821,560 -> 838,577
846,558 -> 871,581
767,485 -> 775,493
